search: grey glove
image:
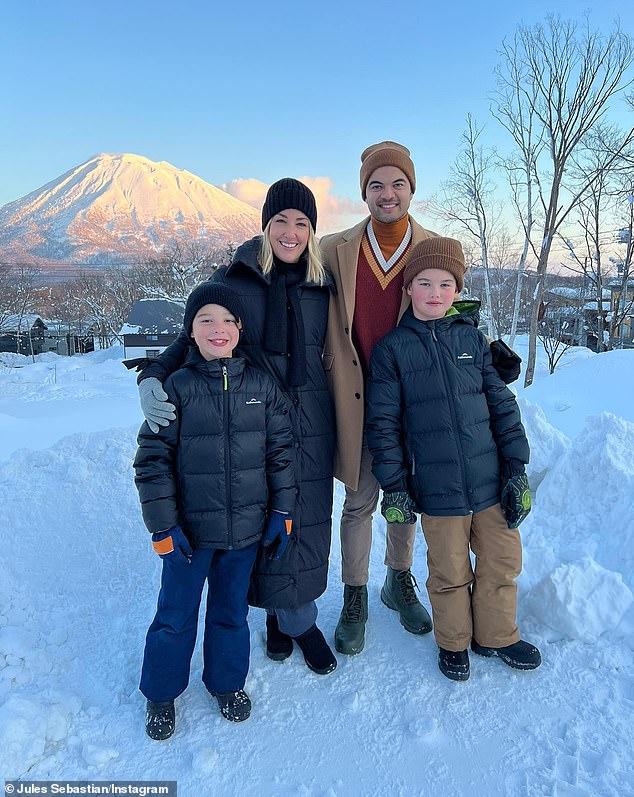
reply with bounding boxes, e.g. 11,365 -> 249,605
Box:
139,377 -> 176,433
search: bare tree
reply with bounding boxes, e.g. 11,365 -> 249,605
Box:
435,115 -> 501,336
495,16 -> 634,385
609,179 -> 634,345
135,240 -> 221,304
493,37 -> 544,347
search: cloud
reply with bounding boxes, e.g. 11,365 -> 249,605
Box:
219,178 -> 269,210
220,176 -> 366,234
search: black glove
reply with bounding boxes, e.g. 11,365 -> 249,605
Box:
381,491 -> 416,524
500,460 -> 531,528
490,339 -> 522,385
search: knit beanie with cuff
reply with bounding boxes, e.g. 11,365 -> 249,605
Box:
402,236 -> 466,292
261,178 -> 318,231
360,141 -> 416,199
183,283 -> 244,335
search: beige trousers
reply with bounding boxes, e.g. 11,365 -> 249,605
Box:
340,446 -> 416,586
420,503 -> 522,651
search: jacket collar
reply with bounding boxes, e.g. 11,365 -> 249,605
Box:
399,301 -> 481,332
183,346 -> 247,376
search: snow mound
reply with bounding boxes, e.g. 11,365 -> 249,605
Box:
518,397 -> 570,488
522,412 -> 634,589
528,557 -> 633,642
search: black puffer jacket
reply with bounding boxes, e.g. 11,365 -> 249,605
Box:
134,349 -> 295,548
366,303 -> 529,517
137,237 -> 336,607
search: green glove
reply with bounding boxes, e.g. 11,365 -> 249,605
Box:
500,460 -> 531,528
381,491 -> 416,524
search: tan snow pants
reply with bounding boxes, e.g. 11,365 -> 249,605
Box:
420,503 -> 522,651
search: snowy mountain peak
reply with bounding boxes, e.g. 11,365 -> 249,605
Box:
0,153 -> 261,266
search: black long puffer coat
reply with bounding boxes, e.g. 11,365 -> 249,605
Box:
134,350 -> 295,548
137,236 -> 336,607
366,304 -> 529,517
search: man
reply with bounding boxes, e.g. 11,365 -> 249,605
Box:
320,141 -> 438,655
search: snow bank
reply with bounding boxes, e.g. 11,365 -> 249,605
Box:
528,557 -> 633,642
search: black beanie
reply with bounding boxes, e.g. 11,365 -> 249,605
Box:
183,283 -> 244,335
261,178 -> 317,231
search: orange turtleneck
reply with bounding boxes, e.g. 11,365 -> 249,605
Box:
370,215 -> 411,259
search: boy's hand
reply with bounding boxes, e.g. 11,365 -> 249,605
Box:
262,511 -> 293,560
152,525 -> 193,564
139,377 -> 176,433
381,491 -> 416,524
500,460 -> 531,528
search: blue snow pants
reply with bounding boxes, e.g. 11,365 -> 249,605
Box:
140,541 -> 260,703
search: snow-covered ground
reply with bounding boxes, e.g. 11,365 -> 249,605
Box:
1,341 -> 633,797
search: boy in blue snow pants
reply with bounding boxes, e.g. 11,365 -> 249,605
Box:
134,283 -> 295,739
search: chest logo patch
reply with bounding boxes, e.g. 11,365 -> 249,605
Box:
457,352 -> 473,361
246,398 -> 262,405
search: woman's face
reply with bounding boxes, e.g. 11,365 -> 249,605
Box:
268,209 -> 311,263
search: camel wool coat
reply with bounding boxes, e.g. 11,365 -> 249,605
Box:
320,215 -> 438,491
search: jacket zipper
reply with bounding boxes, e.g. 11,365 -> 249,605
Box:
429,323 -> 471,510
222,364 -> 233,548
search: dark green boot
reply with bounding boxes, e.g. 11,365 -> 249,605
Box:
380,567 -> 433,635
334,584 -> 368,655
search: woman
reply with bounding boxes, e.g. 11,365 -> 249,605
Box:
136,179 -> 337,674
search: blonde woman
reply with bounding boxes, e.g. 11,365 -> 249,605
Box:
137,179 -> 337,676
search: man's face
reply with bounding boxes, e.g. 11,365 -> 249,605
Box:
365,165 -> 413,223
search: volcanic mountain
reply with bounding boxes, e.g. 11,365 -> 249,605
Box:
0,153 -> 261,266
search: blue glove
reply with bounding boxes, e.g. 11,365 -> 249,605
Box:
262,511 -> 293,561
151,525 -> 193,564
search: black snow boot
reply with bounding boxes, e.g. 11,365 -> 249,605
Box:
438,648 -> 470,682
295,624 -> 337,675
212,689 -> 252,722
334,584 -> 368,655
471,639 -> 542,670
145,700 -> 175,741
381,567 -> 433,635
266,613 -> 293,661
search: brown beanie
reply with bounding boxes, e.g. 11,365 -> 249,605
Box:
402,237 -> 466,292
360,141 -> 416,199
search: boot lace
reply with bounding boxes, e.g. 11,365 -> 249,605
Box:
342,586 -> 363,622
397,569 -> 420,605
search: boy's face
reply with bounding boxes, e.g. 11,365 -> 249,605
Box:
406,268 -> 460,321
191,303 -> 240,360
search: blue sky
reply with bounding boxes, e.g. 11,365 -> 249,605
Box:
2,0 -> 633,222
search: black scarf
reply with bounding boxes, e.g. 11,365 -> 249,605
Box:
264,256 -> 307,387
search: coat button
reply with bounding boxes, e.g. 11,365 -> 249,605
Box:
355,392 -> 361,399
345,327 -> 349,335
353,360 -> 358,366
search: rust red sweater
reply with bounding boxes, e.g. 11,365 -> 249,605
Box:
352,216 -> 411,376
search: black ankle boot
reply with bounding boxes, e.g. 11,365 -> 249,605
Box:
295,624 -> 337,675
266,613 -> 293,661
212,689 -> 252,722
145,699 -> 175,740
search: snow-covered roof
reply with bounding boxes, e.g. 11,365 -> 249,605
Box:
121,299 -> 184,336
0,314 -> 46,332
